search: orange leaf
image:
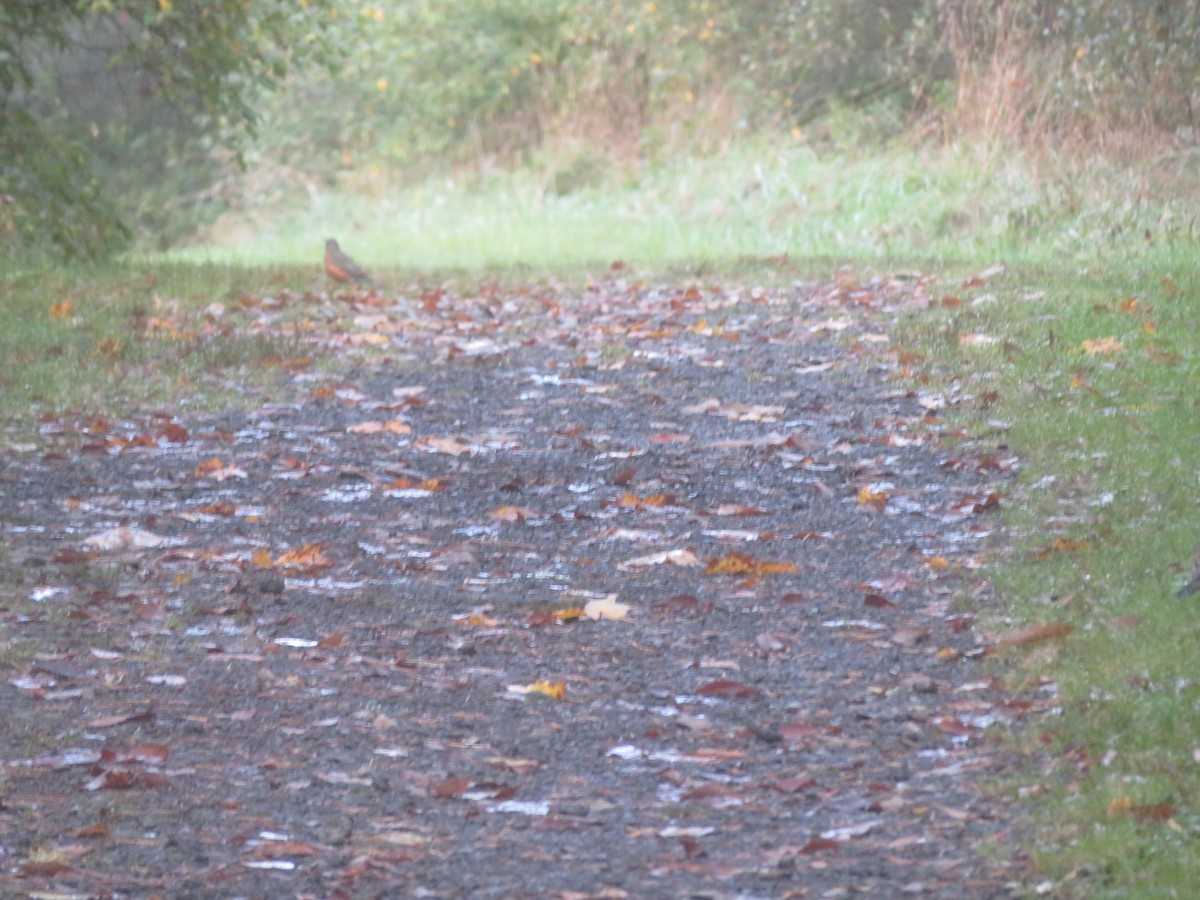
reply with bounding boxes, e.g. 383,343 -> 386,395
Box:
490,505 -> 535,523
705,551 -> 796,576
273,542 -> 331,572
250,548 -> 274,569
857,485 -> 888,505
525,680 -> 566,700
49,298 -> 74,319
194,457 -> 227,477
1037,538 -> 1090,559
992,621 -> 1072,650
1081,337 -> 1123,355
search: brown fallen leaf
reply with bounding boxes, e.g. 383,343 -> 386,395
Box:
991,621 -> 1073,650
695,680 -> 762,699
771,776 -> 818,794
434,776 -> 470,799
490,505 -> 537,524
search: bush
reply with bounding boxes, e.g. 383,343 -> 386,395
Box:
0,1 -> 330,259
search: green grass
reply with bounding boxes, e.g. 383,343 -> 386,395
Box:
169,138 -> 1196,273
0,264 -> 308,433
896,257 -> 1200,898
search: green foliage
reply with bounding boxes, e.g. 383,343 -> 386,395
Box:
0,262 -> 305,428
268,0 -> 718,172
718,1 -> 949,132
0,0 -> 331,259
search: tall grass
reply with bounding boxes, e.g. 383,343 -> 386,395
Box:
171,137 -> 1195,275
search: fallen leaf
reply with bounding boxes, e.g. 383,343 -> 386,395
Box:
272,543 -> 332,572
434,776 -> 470,799
82,527 -> 186,551
704,551 -> 796,576
992,621 -> 1073,649
798,837 -> 840,854
618,548 -> 703,571
771,776 -> 818,793
583,595 -> 632,622
490,505 -> 537,523
1081,337 -> 1123,355
856,485 -> 888,511
695,680 -> 762,699
347,419 -> 411,434
522,680 -> 567,700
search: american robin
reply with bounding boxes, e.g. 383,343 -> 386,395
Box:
324,238 -> 378,286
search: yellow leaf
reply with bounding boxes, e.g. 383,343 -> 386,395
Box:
704,551 -> 796,576
526,680 -> 566,700
1081,337 -> 1123,355
460,613 -> 501,627
250,548 -> 274,569
552,607 -> 585,622
857,485 -> 888,504
49,299 -> 73,319
927,556 -> 950,569
757,561 -> 799,574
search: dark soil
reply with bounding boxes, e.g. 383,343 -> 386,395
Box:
1,273 -> 1033,898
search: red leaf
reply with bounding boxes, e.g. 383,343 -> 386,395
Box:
864,593 -> 895,609
696,680 -> 762,699
799,837 -> 840,854
434,776 -> 470,799
935,716 -> 971,736
771,776 -> 817,794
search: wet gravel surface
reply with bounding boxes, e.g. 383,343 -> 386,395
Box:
0,274 -> 1032,898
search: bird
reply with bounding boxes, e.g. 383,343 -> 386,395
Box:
324,238 -> 378,286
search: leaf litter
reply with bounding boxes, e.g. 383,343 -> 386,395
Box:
0,271 -> 1035,897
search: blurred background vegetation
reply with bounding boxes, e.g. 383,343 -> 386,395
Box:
0,0 -> 1197,260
